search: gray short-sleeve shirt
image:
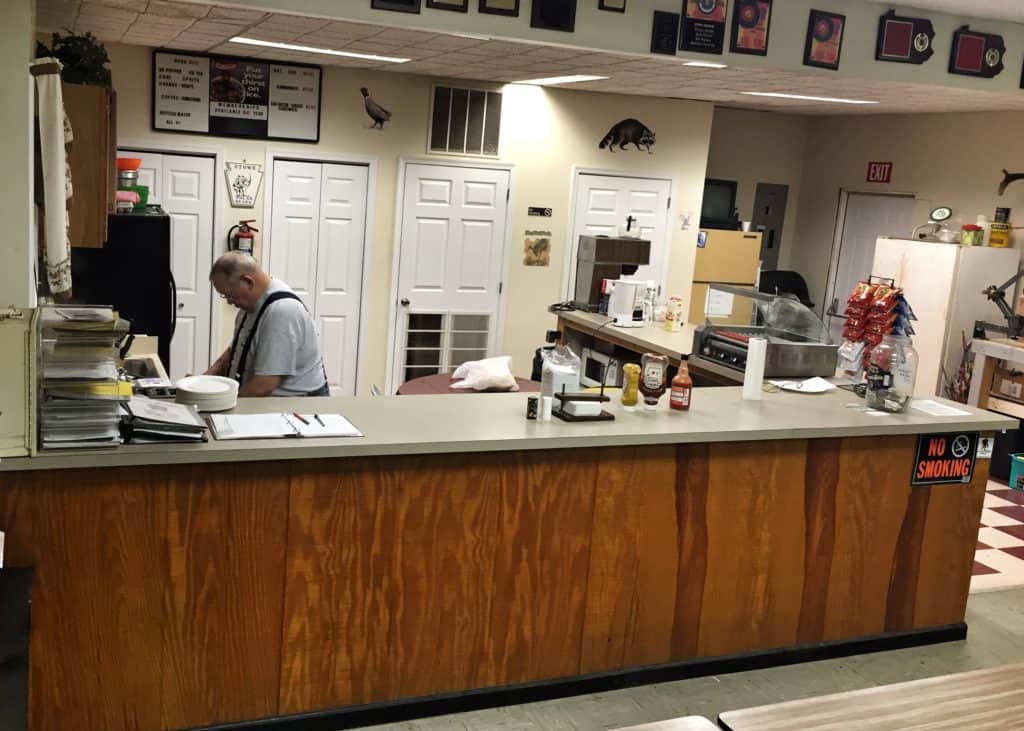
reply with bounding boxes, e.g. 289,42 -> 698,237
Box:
228,279 -> 326,396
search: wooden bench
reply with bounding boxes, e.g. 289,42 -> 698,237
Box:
719,663 -> 1024,730
618,717 -> 720,731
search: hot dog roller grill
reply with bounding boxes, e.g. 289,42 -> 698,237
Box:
690,285 -> 838,379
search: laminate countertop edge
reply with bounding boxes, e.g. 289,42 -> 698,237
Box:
3,388 -> 1015,472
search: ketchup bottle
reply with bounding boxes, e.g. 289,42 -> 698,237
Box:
639,353 -> 668,410
670,364 -> 693,411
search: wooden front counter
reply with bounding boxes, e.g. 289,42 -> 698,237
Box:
0,435 -> 987,730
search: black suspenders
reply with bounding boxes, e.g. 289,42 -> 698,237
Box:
227,291 -> 302,384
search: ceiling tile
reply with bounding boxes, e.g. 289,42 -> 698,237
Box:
264,14 -> 331,32
78,3 -> 136,23
206,6 -> 268,23
145,0 -> 208,19
87,0 -> 137,9
187,19 -> 247,36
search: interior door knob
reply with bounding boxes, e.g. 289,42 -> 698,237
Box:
400,298 -> 410,306
177,302 -> 185,310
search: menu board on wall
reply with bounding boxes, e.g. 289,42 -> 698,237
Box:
153,51 -> 321,142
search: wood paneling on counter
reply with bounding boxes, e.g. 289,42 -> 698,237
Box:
0,435 -> 989,730
160,463 -> 289,729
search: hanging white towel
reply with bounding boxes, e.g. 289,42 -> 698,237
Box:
30,57 -> 72,297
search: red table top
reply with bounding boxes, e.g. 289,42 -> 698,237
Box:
396,373 -> 542,395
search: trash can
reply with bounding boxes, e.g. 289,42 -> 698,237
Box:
991,428 -> 1024,483
1010,454 -> 1024,492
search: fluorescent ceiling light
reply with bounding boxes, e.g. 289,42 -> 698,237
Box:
741,91 -> 879,105
229,36 -> 410,64
684,61 -> 728,69
514,74 -> 608,85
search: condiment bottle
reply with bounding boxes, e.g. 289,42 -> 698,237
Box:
639,352 -> 668,410
670,364 -> 693,411
620,363 -> 640,409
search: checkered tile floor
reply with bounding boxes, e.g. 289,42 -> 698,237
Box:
972,481 -> 1024,593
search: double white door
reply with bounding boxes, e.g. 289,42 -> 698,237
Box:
391,163 -> 510,391
568,173 -> 672,298
122,150 -> 214,381
268,160 -> 368,395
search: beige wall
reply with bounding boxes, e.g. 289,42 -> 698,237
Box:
106,42 -> 713,390
791,112 -> 1024,310
1,0 -> 36,308
706,107 -> 808,263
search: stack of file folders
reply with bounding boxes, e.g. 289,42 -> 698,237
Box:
122,396 -> 207,444
38,305 -> 131,450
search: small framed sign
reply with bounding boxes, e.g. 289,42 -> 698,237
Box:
680,0 -> 727,55
949,25 -> 1005,78
599,0 -> 626,11
804,9 -> 845,70
730,0 -> 771,56
912,432 -> 979,486
651,11 -> 680,56
531,0 -> 577,32
876,9 -> 935,65
371,0 -> 421,12
479,0 -> 519,15
427,0 -> 468,9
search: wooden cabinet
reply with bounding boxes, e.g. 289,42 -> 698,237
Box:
62,83 -> 116,248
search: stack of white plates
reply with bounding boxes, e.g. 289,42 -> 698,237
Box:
175,375 -> 239,412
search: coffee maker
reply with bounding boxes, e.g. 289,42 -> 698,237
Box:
573,235 -> 651,311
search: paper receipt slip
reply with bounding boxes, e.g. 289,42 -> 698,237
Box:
208,413 -> 363,440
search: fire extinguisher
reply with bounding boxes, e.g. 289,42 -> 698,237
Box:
227,220 -> 258,254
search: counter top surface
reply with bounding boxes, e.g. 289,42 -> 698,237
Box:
557,309 -> 697,360
2,387 -> 1015,472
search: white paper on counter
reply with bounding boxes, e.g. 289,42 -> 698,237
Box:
704,289 -> 734,318
911,399 -> 971,417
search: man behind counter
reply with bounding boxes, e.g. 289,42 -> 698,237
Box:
205,251 -> 329,397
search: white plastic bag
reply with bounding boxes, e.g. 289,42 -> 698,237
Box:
541,345 -> 581,398
451,356 -> 518,391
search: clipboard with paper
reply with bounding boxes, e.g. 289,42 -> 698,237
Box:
208,413 -> 362,440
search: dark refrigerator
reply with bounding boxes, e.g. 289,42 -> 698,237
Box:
70,206 -> 176,371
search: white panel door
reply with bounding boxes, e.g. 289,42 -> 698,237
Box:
392,163 -> 510,388
268,159 -> 369,395
120,149 -> 215,381
314,163 -> 368,396
825,193 -> 915,343
269,160 -> 321,306
568,174 -> 672,298
132,151 -> 162,204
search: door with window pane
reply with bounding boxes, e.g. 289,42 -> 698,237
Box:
391,163 -> 510,391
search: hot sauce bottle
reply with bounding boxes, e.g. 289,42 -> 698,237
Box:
670,363 -> 693,411
639,352 -> 668,410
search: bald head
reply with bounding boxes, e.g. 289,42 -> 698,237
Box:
210,252 -> 271,312
210,251 -> 264,281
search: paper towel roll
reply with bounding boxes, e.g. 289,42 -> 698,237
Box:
743,337 -> 767,401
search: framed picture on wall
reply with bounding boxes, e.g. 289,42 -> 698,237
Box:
730,0 -> 771,56
427,0 -> 468,10
599,0 -> 626,12
803,9 -> 845,70
371,0 -> 421,12
479,0 -> 520,16
531,0 -> 577,32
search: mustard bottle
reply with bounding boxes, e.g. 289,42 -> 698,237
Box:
621,363 -> 640,409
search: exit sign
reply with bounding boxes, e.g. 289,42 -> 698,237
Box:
867,161 -> 893,183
